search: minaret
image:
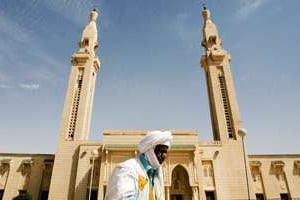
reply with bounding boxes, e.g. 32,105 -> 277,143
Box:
60,8 -> 100,141
200,6 -> 242,141
200,7 -> 255,199
48,9 -> 100,200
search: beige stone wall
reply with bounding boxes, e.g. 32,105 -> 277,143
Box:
249,155 -> 300,199
1,138 -> 300,200
0,153 -> 54,200
82,131 -> 300,200
200,141 -> 255,200
48,141 -> 83,200
74,144 -> 102,200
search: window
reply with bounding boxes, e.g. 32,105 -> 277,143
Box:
40,191 -> 49,200
171,194 -> 183,200
83,38 -> 89,46
103,186 -> 106,199
205,191 -> 215,200
203,167 -> 208,177
209,167 -> 213,177
203,163 -> 214,178
86,189 -> 98,200
0,189 -> 4,200
68,69 -> 84,139
256,193 -> 265,200
18,190 -> 27,194
218,75 -> 235,139
280,193 -> 289,200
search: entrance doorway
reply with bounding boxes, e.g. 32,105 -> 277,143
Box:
171,194 -> 183,200
170,165 -> 192,200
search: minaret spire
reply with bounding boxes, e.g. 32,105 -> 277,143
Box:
200,7 -> 242,141
201,6 -> 222,51
200,7 -> 254,199
56,8 -> 101,141
49,9 -> 101,199
79,8 -> 99,55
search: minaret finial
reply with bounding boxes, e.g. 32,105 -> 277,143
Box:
201,6 -> 222,50
202,2 -> 206,10
89,8 -> 98,22
79,9 -> 99,54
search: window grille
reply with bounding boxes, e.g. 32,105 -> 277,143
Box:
68,69 -> 84,139
218,75 -> 234,139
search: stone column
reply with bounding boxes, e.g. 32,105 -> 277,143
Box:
98,149 -> 108,200
165,186 -> 170,200
0,163 -> 9,190
2,160 -> 18,200
194,148 -> 205,199
192,186 -> 199,200
27,159 -> 43,200
75,149 -> 91,200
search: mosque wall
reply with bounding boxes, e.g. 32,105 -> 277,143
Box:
1,148 -> 300,199
249,155 -> 300,199
0,153 -> 53,200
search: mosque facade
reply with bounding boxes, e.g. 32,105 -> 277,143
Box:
1,7 -> 300,200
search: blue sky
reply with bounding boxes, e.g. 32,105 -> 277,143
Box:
0,0 -> 299,154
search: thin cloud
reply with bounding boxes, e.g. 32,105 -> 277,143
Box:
22,48 -> 66,85
172,13 -> 199,50
42,0 -> 111,31
0,71 -> 13,89
237,0 -> 268,19
0,39 -> 64,88
174,13 -> 191,41
19,83 -> 40,90
44,0 -> 96,25
0,84 -> 12,89
0,11 -> 30,43
0,12 -> 65,89
0,71 -> 11,82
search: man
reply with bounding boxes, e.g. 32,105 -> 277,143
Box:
105,130 -> 173,200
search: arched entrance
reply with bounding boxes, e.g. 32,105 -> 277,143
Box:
170,165 -> 192,200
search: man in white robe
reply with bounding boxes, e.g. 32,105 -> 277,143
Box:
105,130 -> 173,200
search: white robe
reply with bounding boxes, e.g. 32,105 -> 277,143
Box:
105,157 -> 165,200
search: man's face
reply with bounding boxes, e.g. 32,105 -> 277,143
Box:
154,144 -> 169,164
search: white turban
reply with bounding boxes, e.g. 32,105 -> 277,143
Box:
138,130 -> 173,153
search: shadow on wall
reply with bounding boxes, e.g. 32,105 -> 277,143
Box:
68,147 -> 80,200
12,191 -> 32,200
74,166 -> 90,199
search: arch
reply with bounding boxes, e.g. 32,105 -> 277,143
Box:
170,165 -> 192,200
168,163 -> 194,186
169,164 -> 190,177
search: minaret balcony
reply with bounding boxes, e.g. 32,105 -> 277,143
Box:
208,48 -> 229,63
71,53 -> 90,65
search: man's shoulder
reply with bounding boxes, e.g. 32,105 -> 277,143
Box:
109,157 -> 139,178
119,157 -> 139,168
117,157 -> 146,175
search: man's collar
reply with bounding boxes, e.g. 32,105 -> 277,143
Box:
139,154 -> 158,186
139,154 -> 153,172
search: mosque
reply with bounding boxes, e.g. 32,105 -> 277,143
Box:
0,7 -> 300,200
